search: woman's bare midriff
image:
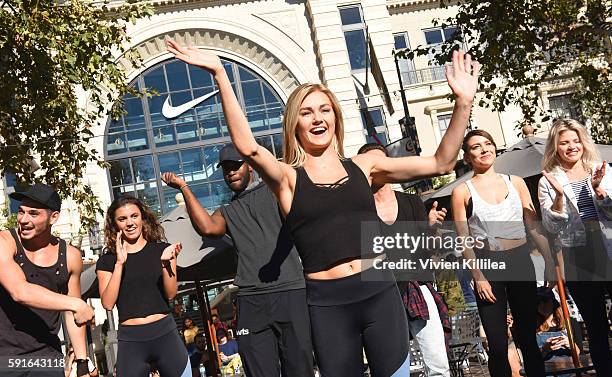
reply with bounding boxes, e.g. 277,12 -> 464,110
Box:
305,256 -> 384,280
491,237 -> 528,251
121,313 -> 167,326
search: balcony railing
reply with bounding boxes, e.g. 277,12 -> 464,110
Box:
400,66 -> 447,86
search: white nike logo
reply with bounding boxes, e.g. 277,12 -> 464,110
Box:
161,90 -> 219,119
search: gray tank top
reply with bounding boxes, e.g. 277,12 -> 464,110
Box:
0,229 -> 69,355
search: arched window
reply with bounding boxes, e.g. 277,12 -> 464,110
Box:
105,58 -> 284,214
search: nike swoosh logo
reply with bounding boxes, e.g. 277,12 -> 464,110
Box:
161,90 -> 219,119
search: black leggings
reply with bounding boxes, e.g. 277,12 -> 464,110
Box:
306,270 -> 410,377
563,228 -> 612,376
475,245 -> 545,377
116,315 -> 191,377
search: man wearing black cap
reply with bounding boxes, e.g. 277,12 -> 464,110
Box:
0,183 -> 94,376
162,144 -> 313,377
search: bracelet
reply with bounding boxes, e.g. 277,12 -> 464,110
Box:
179,183 -> 188,191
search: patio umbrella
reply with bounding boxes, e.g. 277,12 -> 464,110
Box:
160,204 -> 237,283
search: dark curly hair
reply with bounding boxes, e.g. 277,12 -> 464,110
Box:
103,196 -> 166,254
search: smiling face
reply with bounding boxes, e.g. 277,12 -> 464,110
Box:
464,135 -> 496,171
295,90 -> 337,153
17,198 -> 59,240
113,203 -> 144,242
221,160 -> 251,192
556,130 -> 583,166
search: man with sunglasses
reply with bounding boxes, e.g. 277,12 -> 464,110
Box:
162,144 -> 312,377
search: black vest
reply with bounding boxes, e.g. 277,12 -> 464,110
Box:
0,229 -> 69,355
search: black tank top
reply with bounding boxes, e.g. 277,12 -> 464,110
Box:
0,229 -> 69,355
286,159 -> 380,273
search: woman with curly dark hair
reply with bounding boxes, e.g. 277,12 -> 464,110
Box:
96,196 -> 190,377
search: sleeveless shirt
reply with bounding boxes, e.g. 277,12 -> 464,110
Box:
0,229 -> 69,355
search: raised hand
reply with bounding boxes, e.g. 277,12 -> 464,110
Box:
161,243 -> 182,263
592,161 -> 606,190
428,201 -> 447,228
446,50 -> 481,103
542,170 -> 564,196
115,231 -> 128,266
166,38 -> 224,76
162,172 -> 187,191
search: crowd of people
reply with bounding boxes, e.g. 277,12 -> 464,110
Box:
0,36 -> 610,377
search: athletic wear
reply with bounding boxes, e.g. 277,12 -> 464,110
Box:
569,177 -> 598,220
0,229 -> 68,356
220,181 -> 304,295
475,244 -> 545,377
235,289 -> 312,377
286,159 -> 379,273
465,175 -> 525,250
218,179 -> 312,376
96,242 -> 171,322
115,315 -> 191,377
381,191 -> 435,282
307,269 -> 410,377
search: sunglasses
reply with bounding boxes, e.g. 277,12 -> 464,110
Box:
221,161 -> 245,172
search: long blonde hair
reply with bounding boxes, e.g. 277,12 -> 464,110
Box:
542,118 -> 600,172
283,83 -> 345,167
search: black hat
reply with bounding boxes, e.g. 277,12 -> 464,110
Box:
216,144 -> 243,168
9,183 -> 61,212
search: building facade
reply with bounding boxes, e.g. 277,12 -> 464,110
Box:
2,0 -> 574,254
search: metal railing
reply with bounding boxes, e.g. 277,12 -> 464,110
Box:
400,66 -> 447,86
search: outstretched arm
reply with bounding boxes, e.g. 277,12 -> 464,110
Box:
166,39 -> 293,198
0,232 -> 94,325
162,172 -> 227,237
358,50 -> 480,185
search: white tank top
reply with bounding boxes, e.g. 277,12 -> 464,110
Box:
465,175 -> 526,250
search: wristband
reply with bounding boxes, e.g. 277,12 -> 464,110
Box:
179,183 -> 188,191
76,359 -> 89,376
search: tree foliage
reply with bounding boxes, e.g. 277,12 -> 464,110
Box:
0,0 -> 152,231
398,0 -> 611,141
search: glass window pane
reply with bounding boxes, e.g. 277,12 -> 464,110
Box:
123,98 -> 146,130
339,6 -> 362,26
109,159 -> 133,186
266,106 -> 283,129
131,155 -> 155,182
238,66 -> 257,81
189,65 -> 213,88
262,85 -> 280,104
247,110 -> 267,133
394,34 -> 407,50
169,91 -> 193,110
272,134 -> 284,159
153,125 -> 176,147
198,112 -> 222,140
158,152 -> 181,175
113,185 -> 136,199
162,187 -> 180,213
256,135 -> 273,155
136,182 -> 160,214
165,61 -> 190,92
242,81 -> 264,108
344,30 -> 368,70
203,144 -> 225,181
126,130 -> 149,152
191,183 -> 213,210
209,181 -> 233,208
143,66 -> 167,93
176,122 -> 199,144
148,95 -> 170,130
221,61 -> 234,83
425,29 -> 443,45
107,133 -> 127,156
181,148 -> 206,182
443,27 -> 457,41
